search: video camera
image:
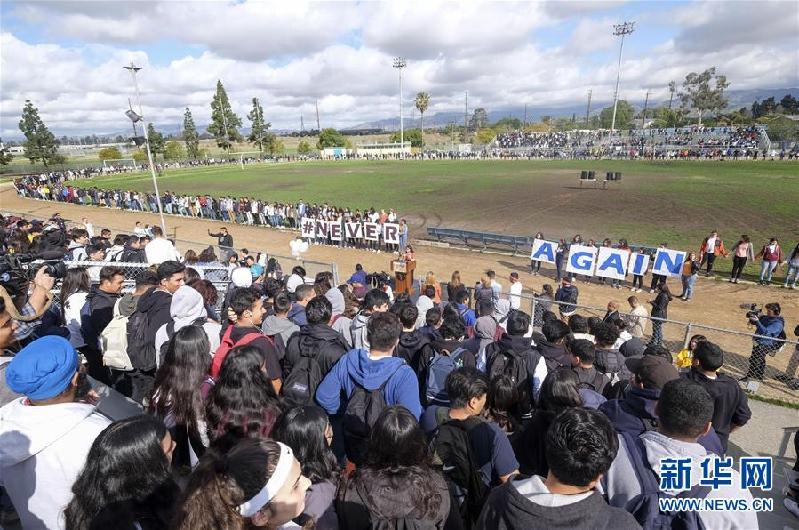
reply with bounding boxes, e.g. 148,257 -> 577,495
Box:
739,303 -> 761,319
0,252 -> 67,298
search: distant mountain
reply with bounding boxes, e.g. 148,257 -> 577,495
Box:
345,87 -> 799,131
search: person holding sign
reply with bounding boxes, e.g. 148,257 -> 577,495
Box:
679,252 -> 700,301
630,247 -> 648,292
530,232 -> 545,275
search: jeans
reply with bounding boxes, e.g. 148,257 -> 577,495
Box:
681,273 -> 697,299
785,264 -> 799,287
650,318 -> 663,345
632,275 -> 643,289
731,255 -> 747,280
746,344 -> 777,380
759,260 -> 778,282
531,260 -> 541,274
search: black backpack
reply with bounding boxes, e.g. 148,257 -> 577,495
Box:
486,344 -> 535,416
342,368 -> 400,465
433,417 -> 489,529
282,347 -> 324,408
158,318 -> 208,362
575,367 -> 607,393
126,310 -> 157,372
621,431 -> 709,530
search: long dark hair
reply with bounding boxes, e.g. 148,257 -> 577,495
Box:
656,281 -> 673,301
60,266 -> 90,320
64,416 -> 177,530
356,406 -> 442,518
173,438 -> 282,530
149,325 -> 210,428
205,345 -> 282,441
273,406 -> 337,484
538,368 -> 582,415
484,374 -> 521,434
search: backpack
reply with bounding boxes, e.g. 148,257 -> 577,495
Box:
433,416 -> 489,528
282,346 -> 324,408
101,299 -> 133,371
621,431 -> 709,530
342,368 -> 400,465
595,348 -> 623,383
576,368 -> 608,393
126,310 -> 157,372
159,317 -> 208,362
425,347 -> 467,405
210,326 -> 267,378
487,344 -> 534,416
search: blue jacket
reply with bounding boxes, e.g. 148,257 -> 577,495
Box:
288,303 -> 308,327
454,303 -> 477,327
599,386 -> 725,455
316,349 -> 422,419
753,315 -> 784,348
347,270 -> 367,285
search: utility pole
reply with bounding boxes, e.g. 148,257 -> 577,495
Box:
585,89 -> 592,127
641,89 -> 651,130
315,100 -> 321,131
123,62 -> 166,234
523,103 -> 528,128
610,21 -> 635,133
300,115 -> 304,133
393,57 -> 407,157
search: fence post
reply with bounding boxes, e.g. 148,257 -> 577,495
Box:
332,262 -> 339,286
530,295 -> 536,323
682,323 -> 693,349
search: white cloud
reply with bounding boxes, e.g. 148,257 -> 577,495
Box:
1,1 -> 797,138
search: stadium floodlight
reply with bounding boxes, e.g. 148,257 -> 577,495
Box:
393,57 -> 407,158
610,21 -> 635,134
123,61 -> 166,234
125,109 -> 142,123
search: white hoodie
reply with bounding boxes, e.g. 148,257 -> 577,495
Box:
154,285 -> 221,367
0,398 -> 111,530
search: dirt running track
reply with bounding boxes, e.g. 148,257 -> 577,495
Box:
2,184 -> 798,403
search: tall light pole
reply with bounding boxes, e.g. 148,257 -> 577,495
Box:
393,57 -> 406,157
124,62 -> 166,234
610,21 -> 635,133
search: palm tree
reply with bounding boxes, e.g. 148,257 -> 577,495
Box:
415,92 -> 430,151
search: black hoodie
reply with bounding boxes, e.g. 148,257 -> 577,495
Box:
135,287 -> 173,343
395,329 -> 431,372
534,339 -> 572,371
81,284 -> 121,347
283,324 -> 348,378
477,477 -> 639,530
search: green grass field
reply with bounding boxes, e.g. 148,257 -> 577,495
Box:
71,159 -> 799,256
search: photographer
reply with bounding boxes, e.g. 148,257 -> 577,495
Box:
742,302 -> 785,382
0,265 -> 57,348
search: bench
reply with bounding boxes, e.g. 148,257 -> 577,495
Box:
426,227 -> 532,255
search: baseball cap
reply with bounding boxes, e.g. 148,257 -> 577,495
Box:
625,355 -> 679,390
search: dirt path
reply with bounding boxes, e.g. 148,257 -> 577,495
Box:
3,185 -> 798,401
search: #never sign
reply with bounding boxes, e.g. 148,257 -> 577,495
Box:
301,217 -> 315,238
566,245 -> 598,276
363,222 -> 380,241
345,222 -> 363,239
595,247 -> 629,280
383,223 -> 400,245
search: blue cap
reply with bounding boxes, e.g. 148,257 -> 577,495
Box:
5,336 -> 79,400
251,264 -> 265,278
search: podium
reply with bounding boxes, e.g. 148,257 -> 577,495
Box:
392,259 -> 416,295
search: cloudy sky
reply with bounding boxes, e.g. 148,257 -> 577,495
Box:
1,0 -> 797,138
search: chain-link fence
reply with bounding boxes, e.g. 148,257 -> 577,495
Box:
438,282 -> 799,405
1,207 -> 339,284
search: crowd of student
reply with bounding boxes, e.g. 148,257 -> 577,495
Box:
3,208 -> 799,528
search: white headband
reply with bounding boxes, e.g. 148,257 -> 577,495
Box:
238,442 -> 294,518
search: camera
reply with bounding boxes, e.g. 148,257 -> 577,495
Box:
740,303 -> 761,319
0,254 -> 67,298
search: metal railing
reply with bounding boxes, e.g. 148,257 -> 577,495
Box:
441,282 -> 799,405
